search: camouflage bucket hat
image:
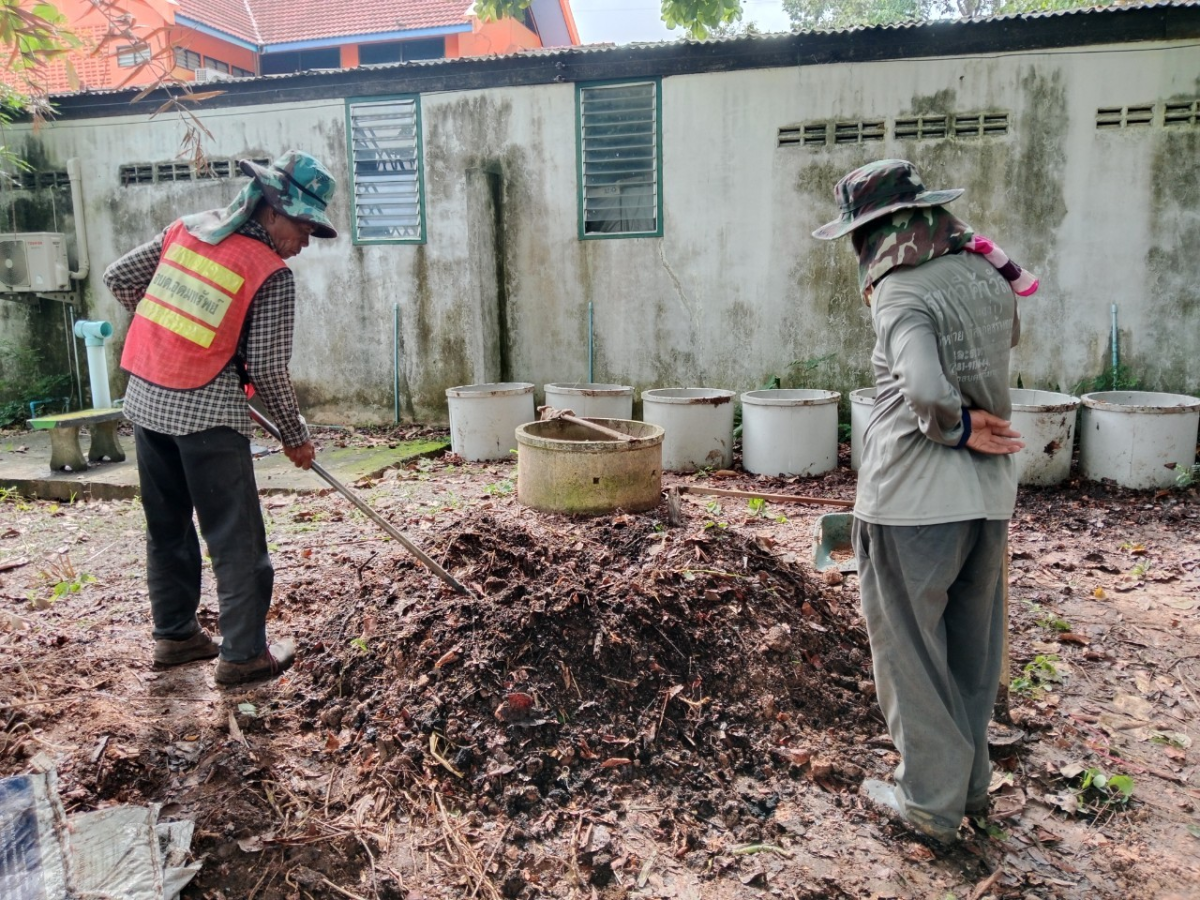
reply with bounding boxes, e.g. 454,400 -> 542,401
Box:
812,159 -> 963,241
239,150 -> 337,239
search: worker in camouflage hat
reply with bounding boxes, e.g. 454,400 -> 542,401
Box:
814,159 -> 1028,846
106,149 -> 338,687
814,159 -> 967,300
181,150 -> 338,246
239,151 -> 338,239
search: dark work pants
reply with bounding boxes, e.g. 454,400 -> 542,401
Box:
853,517 -> 1007,833
134,425 -> 273,663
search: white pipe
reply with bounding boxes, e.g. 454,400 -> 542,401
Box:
67,158 -> 90,280
74,320 -> 113,408
85,345 -> 111,408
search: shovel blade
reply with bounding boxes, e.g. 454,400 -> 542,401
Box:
813,512 -> 857,573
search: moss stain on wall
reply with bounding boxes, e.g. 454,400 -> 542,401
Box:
1008,69 -> 1068,254
790,156 -> 877,396
1146,124 -> 1200,393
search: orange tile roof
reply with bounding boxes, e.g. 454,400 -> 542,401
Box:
176,0 -> 472,46
179,0 -> 262,43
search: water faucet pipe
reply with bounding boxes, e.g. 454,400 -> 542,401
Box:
74,319 -> 112,346
393,302 -> 400,424
1110,304 -> 1118,390
73,319 -> 113,408
587,301 -> 594,383
67,158 -> 90,281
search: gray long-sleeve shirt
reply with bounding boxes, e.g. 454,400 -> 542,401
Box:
854,252 -> 1019,526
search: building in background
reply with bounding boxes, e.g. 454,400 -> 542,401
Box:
31,0 -> 579,91
3,4 -> 1197,423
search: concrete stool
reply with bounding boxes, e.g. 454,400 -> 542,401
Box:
28,408 -> 128,471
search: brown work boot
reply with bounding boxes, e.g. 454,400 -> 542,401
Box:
214,638 -> 297,686
154,628 -> 220,667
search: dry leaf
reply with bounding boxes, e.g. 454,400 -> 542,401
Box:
776,747 -> 812,767
1057,632 -> 1090,645
506,691 -> 534,711
228,712 -> 245,745
434,648 -> 461,669
600,757 -> 632,768
494,692 -> 536,723
238,835 -> 266,853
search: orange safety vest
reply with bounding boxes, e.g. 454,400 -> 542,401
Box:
120,220 -> 286,390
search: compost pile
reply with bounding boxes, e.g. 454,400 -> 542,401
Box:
278,504 -> 879,885
5,436 -> 1199,900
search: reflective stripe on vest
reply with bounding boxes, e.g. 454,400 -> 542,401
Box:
121,220 -> 285,390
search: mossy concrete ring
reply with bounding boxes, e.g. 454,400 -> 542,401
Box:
515,418 -> 664,515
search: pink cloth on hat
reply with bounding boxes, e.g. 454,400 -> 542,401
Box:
965,236 -> 1038,296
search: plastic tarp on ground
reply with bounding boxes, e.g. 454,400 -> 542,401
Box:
0,769 -> 69,900
0,760 -> 198,900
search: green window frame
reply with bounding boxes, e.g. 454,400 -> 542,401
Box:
345,95 -> 426,245
576,79 -> 663,239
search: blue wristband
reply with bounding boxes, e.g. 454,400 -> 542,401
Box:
955,408 -> 972,448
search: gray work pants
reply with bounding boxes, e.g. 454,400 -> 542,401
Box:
853,517 -> 1007,832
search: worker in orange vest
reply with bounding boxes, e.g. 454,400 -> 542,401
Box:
105,150 -> 336,686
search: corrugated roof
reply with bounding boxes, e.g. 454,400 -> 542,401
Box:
41,0 -> 1200,101
177,0 -> 470,47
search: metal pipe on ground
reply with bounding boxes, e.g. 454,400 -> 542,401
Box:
248,406 -> 471,595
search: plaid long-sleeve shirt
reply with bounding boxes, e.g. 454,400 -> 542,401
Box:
104,217 -> 310,448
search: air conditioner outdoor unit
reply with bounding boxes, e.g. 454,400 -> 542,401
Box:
0,232 -> 71,292
194,67 -> 235,83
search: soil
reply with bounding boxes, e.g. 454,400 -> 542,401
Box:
2,427 -> 1199,900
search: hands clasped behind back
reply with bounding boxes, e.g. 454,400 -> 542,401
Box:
965,409 -> 1024,455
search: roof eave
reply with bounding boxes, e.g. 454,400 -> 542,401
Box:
175,16 -> 261,52
260,24 -> 471,54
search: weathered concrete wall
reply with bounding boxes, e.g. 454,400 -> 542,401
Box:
3,38 -> 1197,423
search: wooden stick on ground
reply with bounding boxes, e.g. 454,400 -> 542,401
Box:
679,485 -> 854,508
538,406 -> 636,442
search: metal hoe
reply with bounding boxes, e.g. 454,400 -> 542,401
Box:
249,407 -> 470,595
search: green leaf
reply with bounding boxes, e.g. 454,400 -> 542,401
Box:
1106,774 -> 1134,799
238,702 -> 257,717
1188,824 -> 1200,838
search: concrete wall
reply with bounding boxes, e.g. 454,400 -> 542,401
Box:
3,37 -> 1198,423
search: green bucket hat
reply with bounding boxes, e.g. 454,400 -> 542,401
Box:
812,159 -> 963,241
240,150 -> 338,239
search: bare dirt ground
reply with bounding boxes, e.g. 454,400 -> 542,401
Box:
2,427 -> 1198,900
